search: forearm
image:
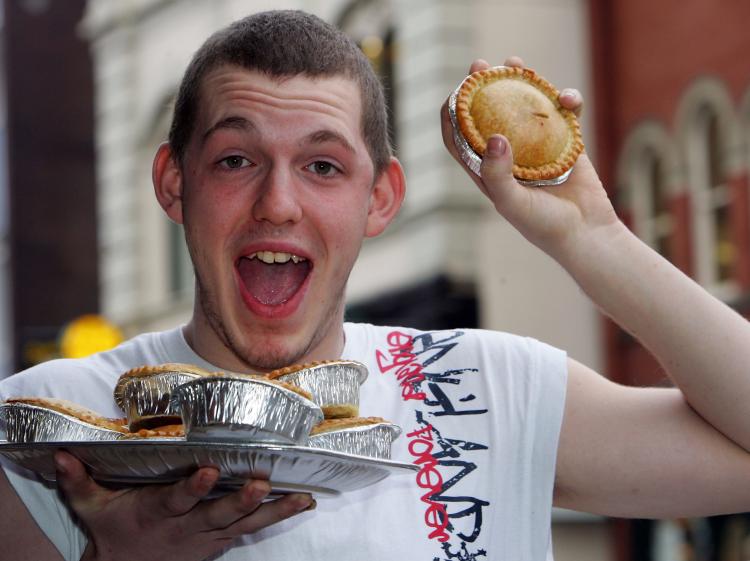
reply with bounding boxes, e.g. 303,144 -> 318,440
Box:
0,468 -> 65,561
557,219 -> 750,451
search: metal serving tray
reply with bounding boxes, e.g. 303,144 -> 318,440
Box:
0,440 -> 416,498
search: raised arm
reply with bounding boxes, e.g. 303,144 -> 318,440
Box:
442,58 -> 750,517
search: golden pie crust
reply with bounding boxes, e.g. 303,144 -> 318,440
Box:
265,360 -> 336,379
310,416 -> 388,436
110,417 -> 128,430
125,423 -> 185,438
455,66 -> 584,181
5,397 -> 128,433
321,403 -> 358,419
117,363 -> 215,380
264,378 -> 314,401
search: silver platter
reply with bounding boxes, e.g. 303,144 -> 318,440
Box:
0,440 -> 417,497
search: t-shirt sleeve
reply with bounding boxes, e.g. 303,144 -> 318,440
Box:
481,332 -> 567,559
526,338 -> 567,557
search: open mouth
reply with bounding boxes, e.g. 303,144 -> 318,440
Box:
236,251 -> 312,306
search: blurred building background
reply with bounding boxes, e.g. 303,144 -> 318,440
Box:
2,0 -> 750,559
1,0 -> 99,372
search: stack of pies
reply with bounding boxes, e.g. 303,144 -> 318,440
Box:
0,359 -> 402,460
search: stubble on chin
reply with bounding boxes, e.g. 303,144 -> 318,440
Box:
195,275 -> 342,372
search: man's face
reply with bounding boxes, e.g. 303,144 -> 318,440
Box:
174,66 -> 385,371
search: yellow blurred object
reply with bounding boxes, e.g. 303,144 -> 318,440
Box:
361,35 -> 383,61
60,315 -> 123,359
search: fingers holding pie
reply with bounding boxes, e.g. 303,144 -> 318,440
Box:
469,56 -> 524,74
559,87 -> 584,117
444,57 -> 585,189
469,58 -> 491,74
502,55 -> 524,68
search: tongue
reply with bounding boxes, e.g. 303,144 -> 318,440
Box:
237,257 -> 310,306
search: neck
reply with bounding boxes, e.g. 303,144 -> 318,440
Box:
182,312 -> 347,374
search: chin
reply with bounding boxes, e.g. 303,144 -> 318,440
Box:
231,334 -> 311,371
240,348 -> 305,371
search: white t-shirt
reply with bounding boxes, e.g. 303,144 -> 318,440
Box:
0,323 -> 567,561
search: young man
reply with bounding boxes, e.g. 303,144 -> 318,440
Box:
2,9 -> 750,561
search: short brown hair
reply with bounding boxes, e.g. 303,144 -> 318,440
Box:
168,10 -> 391,176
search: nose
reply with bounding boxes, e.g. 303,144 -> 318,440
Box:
251,164 -> 303,225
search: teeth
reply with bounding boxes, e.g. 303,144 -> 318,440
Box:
248,251 -> 306,265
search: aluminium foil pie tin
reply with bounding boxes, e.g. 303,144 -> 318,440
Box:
117,371 -> 204,431
270,361 -> 368,418
172,377 -> 323,445
448,69 -> 573,187
0,403 -> 125,443
307,422 -> 402,460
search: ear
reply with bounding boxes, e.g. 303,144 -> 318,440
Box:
152,142 -> 185,225
365,157 -> 406,238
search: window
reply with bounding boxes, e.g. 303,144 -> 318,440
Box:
675,78 -> 742,297
617,122 -> 677,261
690,104 -> 735,289
337,0 -> 398,152
643,149 -> 673,260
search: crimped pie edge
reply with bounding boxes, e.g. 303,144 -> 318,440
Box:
265,359 -> 368,384
310,416 -> 390,435
4,397 -> 129,433
455,66 -> 584,181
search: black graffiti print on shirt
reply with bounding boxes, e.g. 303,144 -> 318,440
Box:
376,330 -> 489,561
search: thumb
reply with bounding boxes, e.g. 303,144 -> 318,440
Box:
480,135 -> 526,215
54,450 -> 110,515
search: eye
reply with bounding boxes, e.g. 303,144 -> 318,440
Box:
218,155 -> 251,169
306,160 -> 340,177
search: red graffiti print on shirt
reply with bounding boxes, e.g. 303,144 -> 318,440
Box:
375,329 -> 490,560
375,330 -> 427,402
407,424 -> 450,542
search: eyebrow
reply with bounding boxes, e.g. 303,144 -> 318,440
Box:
303,129 -> 356,154
201,116 -> 255,145
200,117 -> 356,155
